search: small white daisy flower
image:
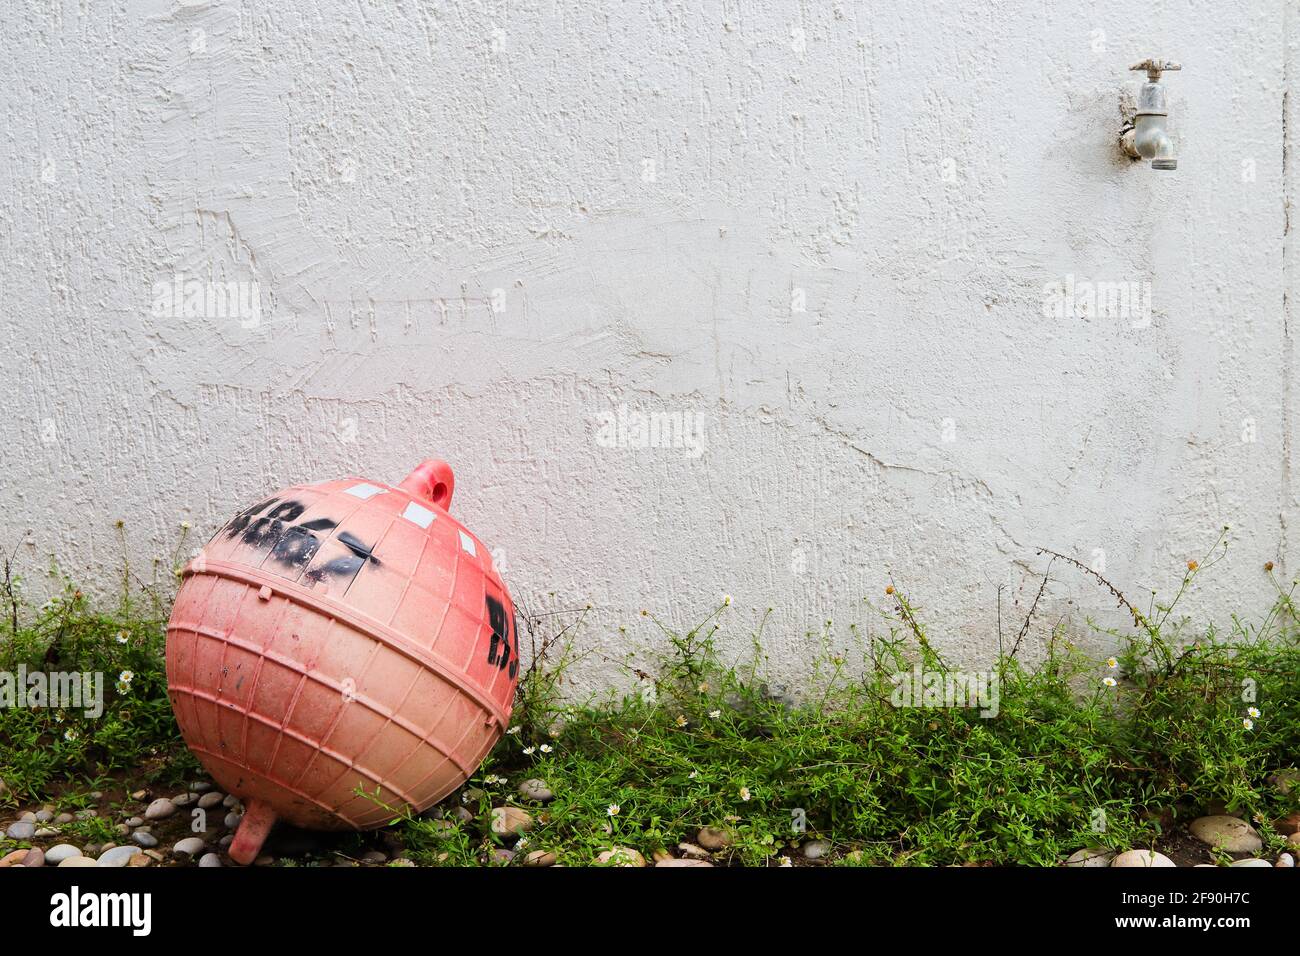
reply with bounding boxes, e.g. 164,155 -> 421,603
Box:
506,725 -> 521,735
709,709 -> 721,719
779,857 -> 792,867
688,770 -> 698,779
539,744 -> 553,754
1102,676 -> 1117,687
1247,706 -> 1260,719
64,729 -> 78,742
675,714 -> 688,728
522,746 -> 535,756
739,786 -> 751,802
116,631 -> 129,644
118,670 -> 134,684
1242,718 -> 1254,730
1105,657 -> 1118,669
607,804 -> 620,817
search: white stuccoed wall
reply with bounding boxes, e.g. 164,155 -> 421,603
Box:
2,1 -> 1297,693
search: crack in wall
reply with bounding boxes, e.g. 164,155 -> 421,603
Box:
810,413 -> 996,499
1284,4 -> 1295,575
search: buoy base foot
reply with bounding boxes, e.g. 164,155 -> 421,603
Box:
228,799 -> 277,866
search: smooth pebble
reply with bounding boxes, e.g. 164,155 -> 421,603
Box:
1060,842 -> 1112,868
802,839 -> 831,860
144,798 -> 177,821
44,844 -> 83,865
1111,849 -> 1176,868
488,807 -> 533,837
656,858 -> 714,867
173,837 -> 206,857
697,826 -> 733,850
5,821 -> 35,840
518,778 -> 554,802
97,846 -> 141,867
1189,816 -> 1263,854
594,846 -> 646,867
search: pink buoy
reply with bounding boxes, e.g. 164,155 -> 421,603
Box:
165,459 -> 518,864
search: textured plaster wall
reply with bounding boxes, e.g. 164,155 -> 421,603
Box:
1,0 -> 1296,694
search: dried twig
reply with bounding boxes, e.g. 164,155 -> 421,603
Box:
1009,557 -> 1055,660
1036,547 -> 1145,624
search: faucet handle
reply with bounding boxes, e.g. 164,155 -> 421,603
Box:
1130,58 -> 1181,82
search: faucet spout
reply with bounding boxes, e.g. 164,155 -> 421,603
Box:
1131,110 -> 1177,170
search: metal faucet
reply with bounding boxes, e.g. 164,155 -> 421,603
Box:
1121,58 -> 1180,170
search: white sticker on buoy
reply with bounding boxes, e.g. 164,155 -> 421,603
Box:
402,501 -> 435,528
458,529 -> 477,557
344,483 -> 385,499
